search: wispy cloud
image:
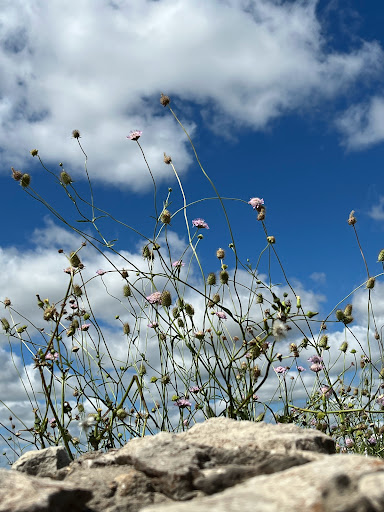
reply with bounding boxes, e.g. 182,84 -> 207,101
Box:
368,196 -> 384,221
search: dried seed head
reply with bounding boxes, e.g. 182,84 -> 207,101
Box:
72,129 -> 81,139
163,153 -> 172,164
177,318 -> 184,327
69,252 -> 81,268
220,270 -> 229,284
43,306 -> 56,321
336,309 -> 345,321
123,284 -> 131,297
172,307 -> 180,319
212,293 -> 220,304
11,167 -> 23,181
3,298 -> 11,307
216,248 -> 225,259
257,206 -> 266,221
343,315 -> 354,325
123,322 -> 130,335
344,304 -> 353,316
73,284 -> 82,297
160,93 -> 170,107
60,171 -> 72,185
21,174 -> 31,188
30,149 -> 38,157
252,365 -> 261,380
348,210 -> 357,225
1,318 -> 10,332
160,209 -> 171,224
207,272 -> 216,286
138,363 -> 146,376
161,290 -> 172,307
366,277 -> 375,289
120,269 -> 128,279
142,245 -> 151,259
185,303 -> 195,316
378,249 -> 384,262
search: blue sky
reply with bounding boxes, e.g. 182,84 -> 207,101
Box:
1,0 -> 384,457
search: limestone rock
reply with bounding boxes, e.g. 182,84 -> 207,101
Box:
12,446 -> 71,478
8,417 -> 384,512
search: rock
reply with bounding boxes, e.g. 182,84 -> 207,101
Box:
9,417 -> 384,512
12,446 -> 71,478
0,469 -> 92,512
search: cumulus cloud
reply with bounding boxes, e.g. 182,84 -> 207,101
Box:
336,96 -> 384,150
0,0 -> 382,189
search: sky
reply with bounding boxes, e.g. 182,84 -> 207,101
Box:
1,0 -> 384,461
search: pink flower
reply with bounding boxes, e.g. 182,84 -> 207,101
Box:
215,311 -> 227,320
45,352 -> 59,361
320,386 -> 333,398
308,355 -> 323,364
146,291 -> 162,304
96,269 -> 106,275
49,418 -> 57,428
127,130 -> 142,141
376,394 -> 384,406
172,261 -> 185,268
81,324 -> 91,331
345,438 -> 354,448
189,386 -> 201,393
310,363 -> 323,373
248,197 -> 264,210
274,366 -> 288,375
148,322 -> 158,328
297,366 -> 306,372
192,218 -> 209,229
63,267 -> 74,274
175,398 -> 191,408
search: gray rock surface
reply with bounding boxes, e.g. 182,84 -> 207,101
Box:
8,417 -> 384,512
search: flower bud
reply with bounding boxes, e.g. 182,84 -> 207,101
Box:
72,129 -> 80,139
344,304 -> 352,316
212,293 -> 220,304
21,174 -> 30,188
216,248 -> 225,259
138,363 -> 146,376
366,277 -> 375,289
185,303 -> 194,316
73,284 -> 82,297
343,315 -> 354,325
306,311 -> 318,318
30,149 -> 38,157
172,307 -> 180,318
319,335 -> 328,348
160,209 -> 171,224
123,322 -> 130,335
336,310 -> 345,321
123,284 -> 131,297
1,318 -> 10,332
11,168 -> 23,181
339,342 -> 348,352
177,318 -> 184,327
116,408 -> 128,420
121,269 -> 128,279
161,290 -> 172,307
69,252 -> 81,268
207,273 -> 216,285
220,270 -> 229,284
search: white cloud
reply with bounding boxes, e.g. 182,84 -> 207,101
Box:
368,196 -> 384,221
336,96 -> 384,150
310,271 -> 326,284
0,0 -> 382,188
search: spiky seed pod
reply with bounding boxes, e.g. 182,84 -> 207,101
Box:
319,335 -> 328,348
177,298 -> 184,308
121,269 -> 128,279
73,284 -> 82,297
138,363 -> 146,376
348,210 -> 357,225
339,341 -> 348,352
366,277 -> 376,289
160,93 -> 170,106
21,174 -> 31,188
71,319 -> 79,329
72,129 -> 80,139
123,284 -> 131,297
11,168 -> 23,181
256,293 -> 263,304
1,318 -> 10,332
123,322 -> 130,335
216,248 -> 225,259
378,249 -> 384,262
30,149 -> 38,157
172,307 -> 180,319
177,318 -> 184,327
336,310 -> 345,321
60,171 -> 72,185
344,304 -> 353,316
69,252 -> 81,268
343,315 -> 354,325
207,273 -> 216,285
185,303 -> 194,316
161,291 -> 172,308
163,153 -> 172,164
212,293 -> 220,304
160,209 -> 171,224
220,270 -> 229,284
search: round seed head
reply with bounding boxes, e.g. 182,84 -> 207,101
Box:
160,209 -> 171,224
366,277 -> 375,289
21,174 -> 31,188
220,270 -> 229,284
123,284 -> 131,297
207,272 -> 216,285
216,248 -> 225,259
72,129 -> 81,139
123,322 -> 130,335
11,168 -> 23,181
160,93 -> 170,106
161,290 -> 172,307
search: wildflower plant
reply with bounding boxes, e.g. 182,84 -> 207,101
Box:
2,93 -> 384,464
